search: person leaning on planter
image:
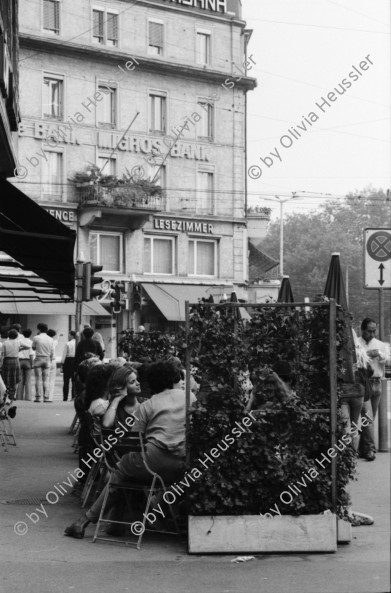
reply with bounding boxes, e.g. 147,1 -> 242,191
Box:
64,359 -> 193,539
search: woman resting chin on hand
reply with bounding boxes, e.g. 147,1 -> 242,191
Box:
102,366 -> 142,429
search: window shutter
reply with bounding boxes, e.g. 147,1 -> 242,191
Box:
43,0 -> 59,32
149,22 -> 163,49
107,13 -> 118,43
93,10 -> 104,39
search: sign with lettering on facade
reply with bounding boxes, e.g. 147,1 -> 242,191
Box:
18,121 -> 80,145
44,208 -> 77,225
154,218 -> 214,233
161,0 -> 228,13
98,133 -> 209,162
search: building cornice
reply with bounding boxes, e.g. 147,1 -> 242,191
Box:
19,34 -> 257,91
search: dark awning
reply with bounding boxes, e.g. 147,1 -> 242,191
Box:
0,178 -> 76,298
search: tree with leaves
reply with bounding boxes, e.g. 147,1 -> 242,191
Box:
259,188 -> 391,334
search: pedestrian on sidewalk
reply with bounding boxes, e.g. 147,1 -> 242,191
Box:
74,327 -> 104,370
358,318 -> 390,461
61,331 -> 76,401
47,329 -> 58,402
0,329 -> 22,403
32,323 -> 54,403
17,329 -> 34,401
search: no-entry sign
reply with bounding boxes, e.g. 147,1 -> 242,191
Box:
364,228 -> 391,289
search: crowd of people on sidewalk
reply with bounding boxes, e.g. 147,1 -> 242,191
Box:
0,323 -> 106,416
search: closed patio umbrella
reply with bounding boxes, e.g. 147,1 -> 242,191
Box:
277,275 -> 294,303
323,253 -> 355,383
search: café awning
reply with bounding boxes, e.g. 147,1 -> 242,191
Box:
142,283 -> 233,321
0,178 -> 76,298
0,297 -> 109,316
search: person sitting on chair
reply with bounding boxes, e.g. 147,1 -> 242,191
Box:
102,366 -> 144,428
64,359 -> 194,539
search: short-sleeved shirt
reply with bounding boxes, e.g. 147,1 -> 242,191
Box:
19,337 -> 34,360
132,388 -> 196,457
2,339 -> 20,358
32,333 -> 54,358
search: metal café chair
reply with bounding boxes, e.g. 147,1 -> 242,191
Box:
0,408 -> 17,452
80,416 -> 107,508
92,428 -> 180,549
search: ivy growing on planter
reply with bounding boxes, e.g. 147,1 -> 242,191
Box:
185,303 -> 356,518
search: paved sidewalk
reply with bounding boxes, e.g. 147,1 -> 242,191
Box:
0,376 -> 389,593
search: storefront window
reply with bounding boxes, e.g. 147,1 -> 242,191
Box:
144,236 -> 174,274
188,239 -> 216,276
90,232 -> 122,272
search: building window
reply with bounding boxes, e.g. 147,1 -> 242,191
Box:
42,151 -> 63,200
197,31 -> 211,65
97,85 -> 116,127
197,171 -> 214,214
90,232 -> 122,273
149,92 -> 166,133
43,0 -> 60,33
147,163 -> 165,189
92,8 -> 118,47
148,20 -> 164,55
97,155 -> 116,176
197,101 -> 213,139
188,239 -> 216,277
144,236 -> 174,275
43,75 -> 63,120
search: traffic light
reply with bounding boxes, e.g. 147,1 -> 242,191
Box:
111,281 -> 126,314
133,283 -> 142,311
82,262 -> 103,301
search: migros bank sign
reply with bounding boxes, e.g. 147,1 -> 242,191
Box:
160,0 -> 228,13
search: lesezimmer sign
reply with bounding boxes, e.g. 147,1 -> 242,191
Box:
161,0 -> 228,13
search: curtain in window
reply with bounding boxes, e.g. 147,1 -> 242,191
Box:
42,152 -> 62,199
153,239 -> 172,274
149,95 -> 166,132
97,87 -> 114,125
198,172 -> 213,213
144,238 -> 152,273
100,235 -> 120,271
188,240 -> 195,274
43,0 -> 59,32
93,10 -> 104,43
197,102 -> 213,137
107,13 -> 118,45
43,78 -> 62,118
90,233 -> 98,264
197,33 -> 210,64
149,22 -> 163,54
196,242 -> 214,275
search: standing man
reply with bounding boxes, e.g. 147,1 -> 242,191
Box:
61,331 -> 76,401
358,318 -> 389,461
32,323 -> 54,403
17,329 -> 34,401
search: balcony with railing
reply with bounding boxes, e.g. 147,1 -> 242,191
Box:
72,166 -> 165,228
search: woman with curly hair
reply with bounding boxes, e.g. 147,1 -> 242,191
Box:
65,359 -> 195,539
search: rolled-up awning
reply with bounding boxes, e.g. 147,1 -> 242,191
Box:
0,178 -> 76,298
142,283 -> 233,321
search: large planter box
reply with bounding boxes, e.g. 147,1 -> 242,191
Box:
188,514 -> 337,554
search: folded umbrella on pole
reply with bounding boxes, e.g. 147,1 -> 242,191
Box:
324,253 -> 355,383
278,275 -> 294,303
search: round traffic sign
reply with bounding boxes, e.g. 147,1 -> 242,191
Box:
366,231 -> 391,262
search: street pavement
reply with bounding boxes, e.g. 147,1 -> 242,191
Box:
0,372 -> 389,593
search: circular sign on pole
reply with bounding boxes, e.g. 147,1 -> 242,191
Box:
364,228 -> 391,289
366,231 -> 391,262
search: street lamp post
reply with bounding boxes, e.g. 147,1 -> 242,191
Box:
261,194 -> 301,276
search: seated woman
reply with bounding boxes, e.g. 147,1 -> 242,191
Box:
64,359 -> 195,538
102,366 -> 144,428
